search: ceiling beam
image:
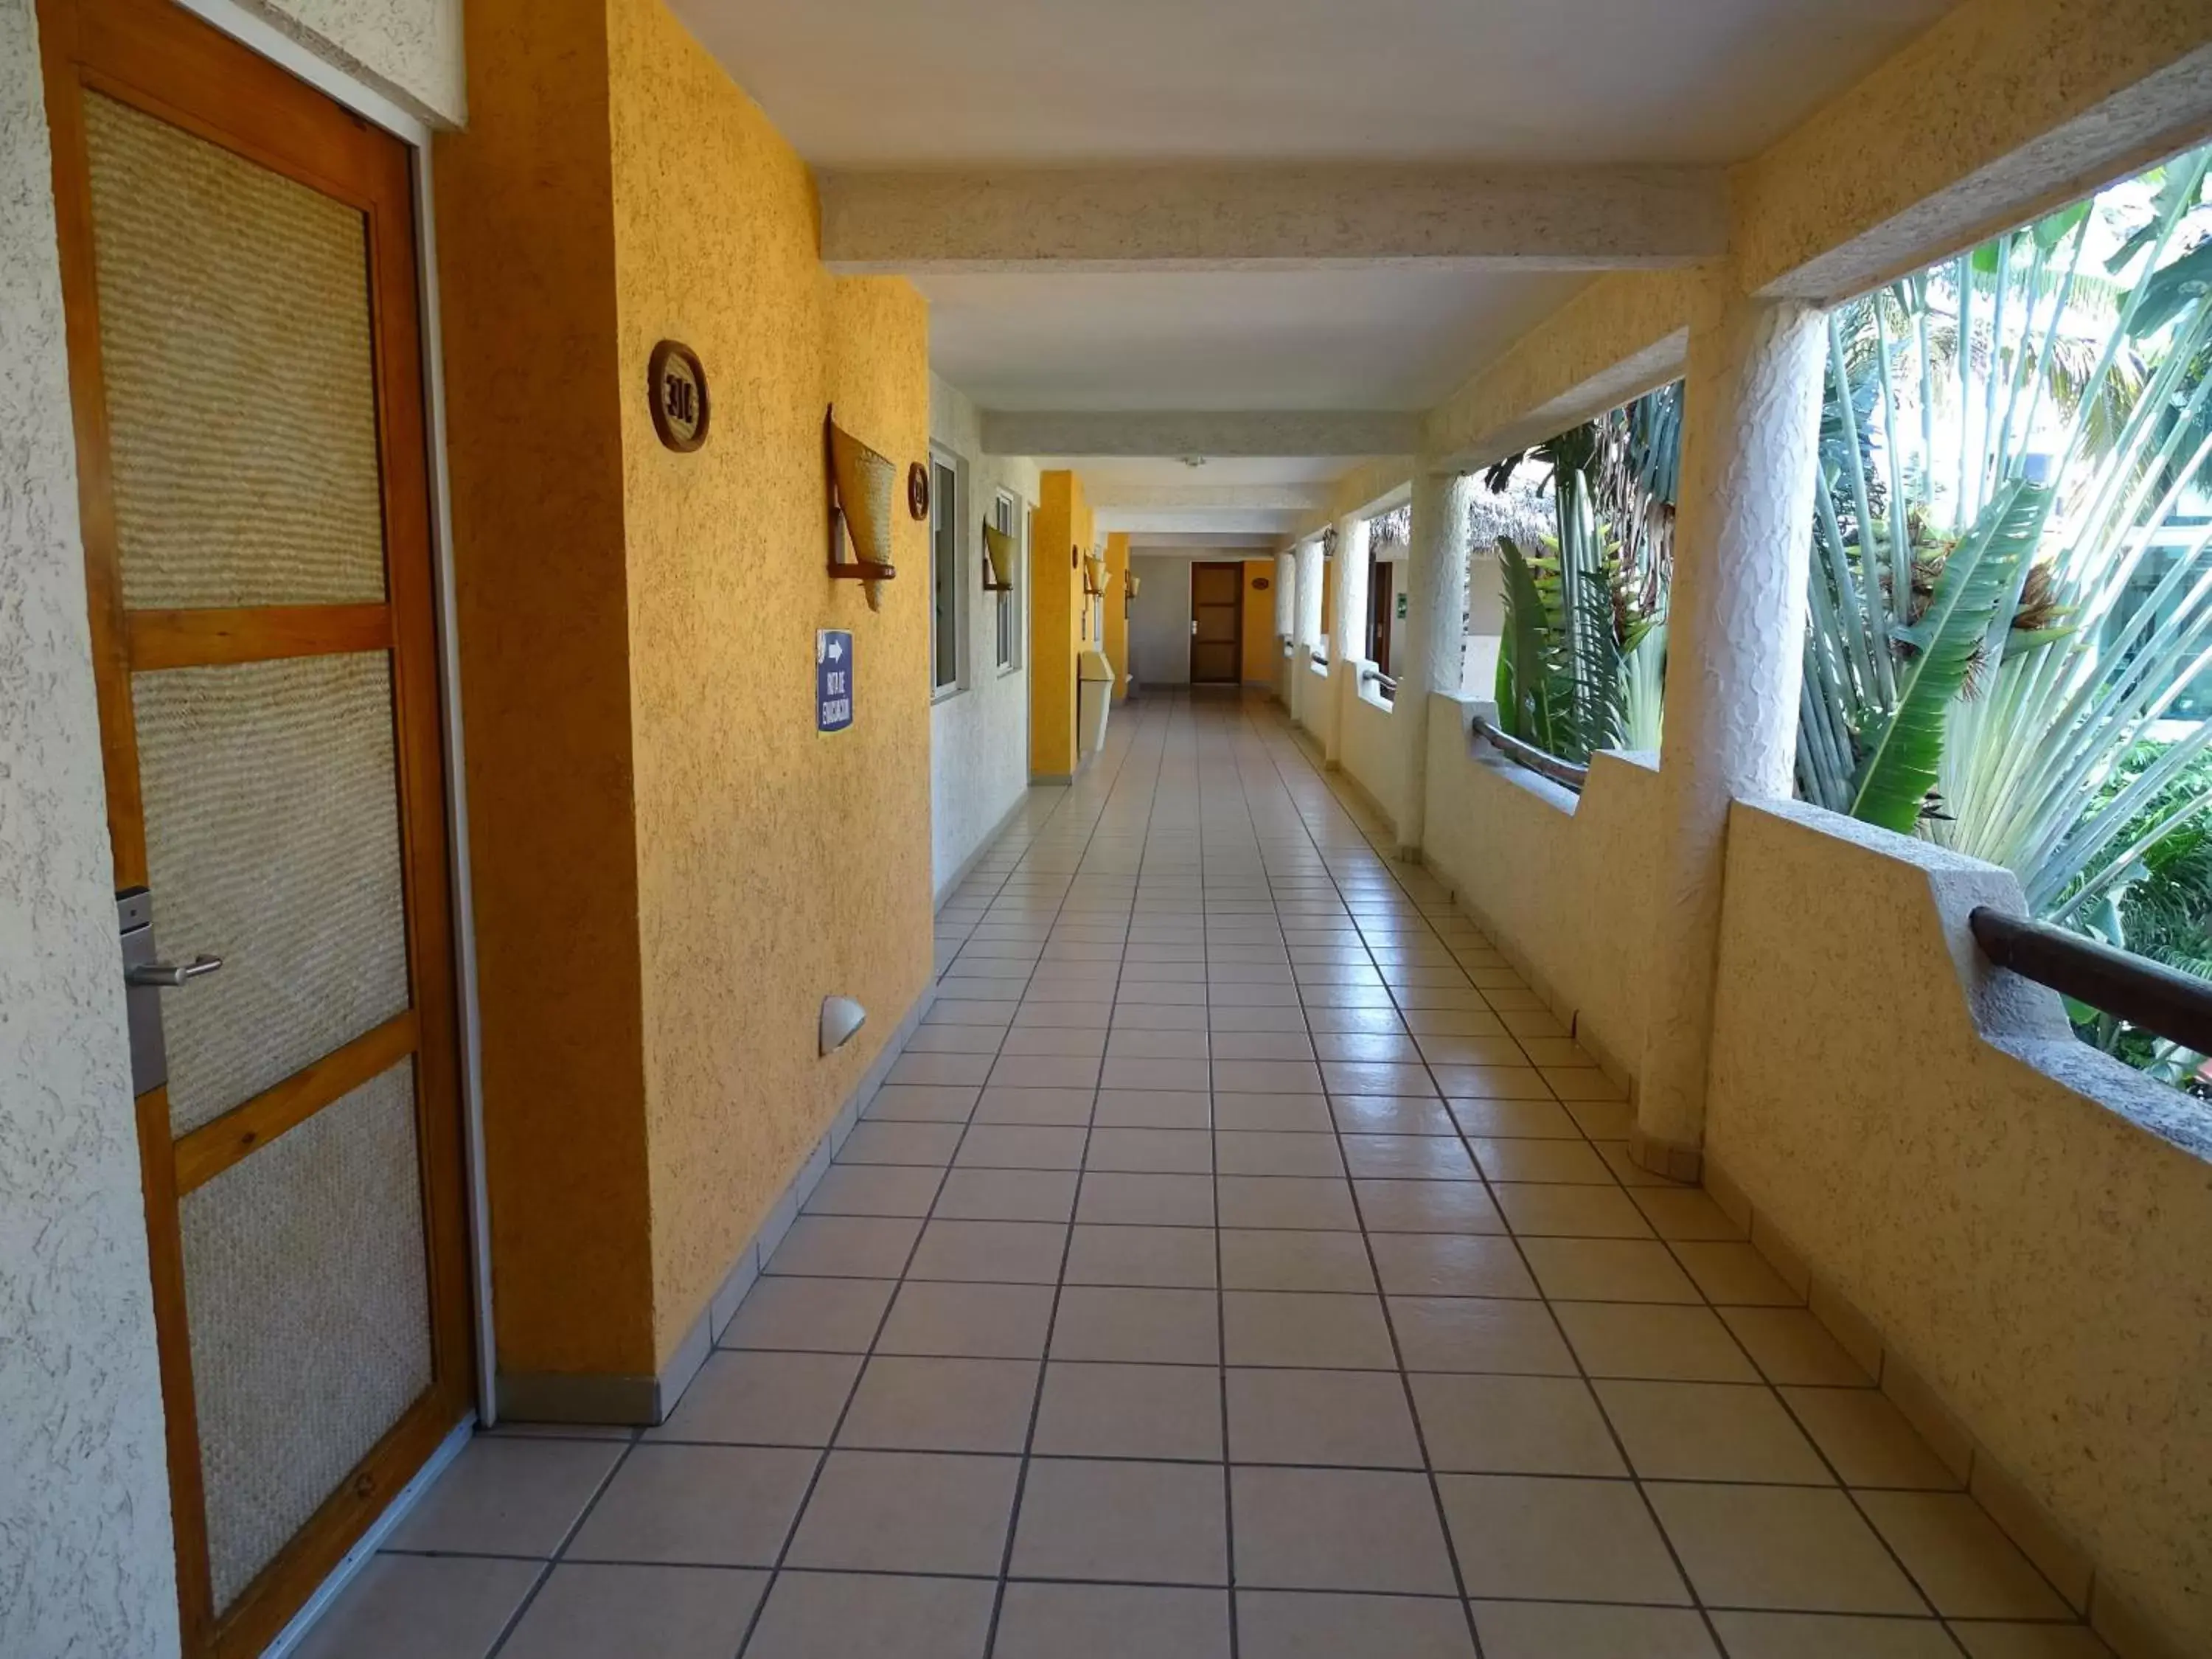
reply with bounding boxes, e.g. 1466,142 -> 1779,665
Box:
821,164 -> 1727,274
981,410 -> 1421,458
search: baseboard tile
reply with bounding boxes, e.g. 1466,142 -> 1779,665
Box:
1703,1150 -> 2186,1659
495,979 -> 937,1429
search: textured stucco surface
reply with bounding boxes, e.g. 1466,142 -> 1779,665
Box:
1707,800 -> 2212,1652
0,3 -> 179,1650
237,0 -> 465,125
1239,560 -> 1276,684
1738,0 -> 2212,301
607,0 -> 934,1371
435,0 -> 655,1377
1419,698 -> 1657,1084
1394,467 -> 1473,850
1636,288 -> 1826,1151
928,374 -> 1038,897
1029,470 -> 1090,776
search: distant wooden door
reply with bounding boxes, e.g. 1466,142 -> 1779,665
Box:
1191,562 -> 1244,684
41,0 -> 473,1652
1369,560 -> 1395,675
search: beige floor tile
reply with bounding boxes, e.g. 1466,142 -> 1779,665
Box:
863,1084 -> 981,1123
386,1436 -> 624,1557
1783,1387 -> 1963,1489
1000,1025 -> 1110,1057
1212,1031 -> 1318,1061
1052,1284 -> 1221,1363
1354,1178 -> 1506,1234
1093,1088 -> 1211,1128
1648,1483 -> 1927,1613
1554,1301 -> 1758,1382
1215,1130 -> 1345,1178
1721,1307 -> 1874,1386
1412,1373 -> 1625,1475
1431,1065 -> 1554,1100
1947,1622 -> 2115,1657
1595,1379 -> 1831,1483
835,1355 -> 1038,1453
742,1572 -> 993,1659
1493,1183 -> 1653,1238
1222,1290 -> 1397,1368
954,1124 -> 1087,1170
802,1163 -> 945,1218
1672,1240 -> 1801,1306
1520,1237 -> 1700,1303
1331,1094 -> 1457,1134
933,1168 -> 1079,1222
1321,1060 -> 1439,1096
1213,1004 -> 1315,1032
990,1054 -> 1103,1091
1238,1592 -> 1474,1658
1214,1058 -> 1326,1093
1113,1002 -> 1209,1031
1631,1186 -> 1745,1240
1389,1295 -> 1575,1374
888,1051 -> 996,1087
1219,1227 -> 1375,1292
1077,1170 -> 1217,1225
1312,1032 -> 1425,1063
835,1120 -> 963,1166
496,1564 -> 765,1659
992,1584 -> 1230,1659
567,1444 -> 818,1568
906,1219 -> 1067,1284
1033,1360 -> 1224,1460
1306,1005 -> 1411,1034
1707,1610 -> 1959,1657
1340,1134 -> 1478,1180
1368,1231 -> 1537,1298
1105,1026 -> 1210,1059
1062,1222 -> 1217,1287
923,1001 -> 1017,1028
1215,1175 -> 1360,1230
1470,1600 -> 1718,1658
1104,1054 -> 1214,1090
1857,1491 -> 2073,1619
644,1352 -> 860,1447
1227,1367 -> 1422,1467
783,1450 -> 1018,1575
1468,1136 -> 1613,1184
1214,1093 -> 1336,1131
292,1556 -> 540,1659
722,1276 -> 894,1353
877,1281 -> 1056,1358
973,1086 -> 1096,1126
1012,1458 -> 1228,1584
1085,1127 -> 1213,1173
1232,1467 -> 1458,1593
1438,1473 -> 1689,1604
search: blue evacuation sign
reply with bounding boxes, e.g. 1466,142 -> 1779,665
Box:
817,630 -> 855,733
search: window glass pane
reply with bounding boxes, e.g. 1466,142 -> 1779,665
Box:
932,459 -> 958,690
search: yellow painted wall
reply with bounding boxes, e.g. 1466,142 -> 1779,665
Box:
1104,532 -> 1131,700
1029,470 -> 1090,776
1241,559 -> 1277,684
438,0 -> 933,1384
1320,557 -> 1335,645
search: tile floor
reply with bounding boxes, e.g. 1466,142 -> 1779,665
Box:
301,689 -> 2108,1658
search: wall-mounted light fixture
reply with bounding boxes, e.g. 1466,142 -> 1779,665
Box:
981,522 -> 1016,593
826,406 -> 897,611
820,995 -> 867,1056
1082,554 -> 1107,597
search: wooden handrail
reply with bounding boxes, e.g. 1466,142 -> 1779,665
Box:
1969,907 -> 2212,1056
1471,712 -> 1589,792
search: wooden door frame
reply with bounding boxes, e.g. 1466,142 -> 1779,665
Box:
38,1 -> 475,1652
1190,560 -> 1245,685
1369,560 -> 1394,675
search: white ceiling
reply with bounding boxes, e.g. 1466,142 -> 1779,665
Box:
675,0 -> 1949,168
919,268 -> 1585,412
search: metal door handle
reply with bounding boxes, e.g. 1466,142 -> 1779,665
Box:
126,953 -> 223,988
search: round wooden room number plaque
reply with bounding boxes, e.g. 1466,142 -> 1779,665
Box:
648,339 -> 709,452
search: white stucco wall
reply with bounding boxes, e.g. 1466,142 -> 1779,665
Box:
1416,693 -> 1657,1083
1,4 -> 180,1653
1706,799 -> 2212,1654
230,0 -> 465,125
928,374 -> 1039,900
1337,664 -> 1402,833
1127,555 -> 1192,687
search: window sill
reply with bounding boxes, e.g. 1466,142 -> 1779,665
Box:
996,662 -> 1023,680
932,684 -> 967,706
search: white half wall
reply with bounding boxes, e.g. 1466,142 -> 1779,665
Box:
929,374 -> 1040,900
1,3 -> 179,1652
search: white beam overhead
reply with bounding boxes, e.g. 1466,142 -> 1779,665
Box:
981,410 -> 1422,458
821,165 -> 1727,274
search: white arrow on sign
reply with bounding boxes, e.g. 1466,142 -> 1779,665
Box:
827,636 -> 846,663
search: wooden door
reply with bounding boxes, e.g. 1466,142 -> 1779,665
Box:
1369,560 -> 1395,674
41,1 -> 473,1652
1191,561 -> 1244,684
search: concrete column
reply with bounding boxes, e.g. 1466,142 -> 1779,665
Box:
1326,513 -> 1371,768
1295,539 -> 1324,649
1634,287 -> 1827,1178
1463,508 -> 1506,703
1273,551 -> 1297,640
1393,466 -> 1475,858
